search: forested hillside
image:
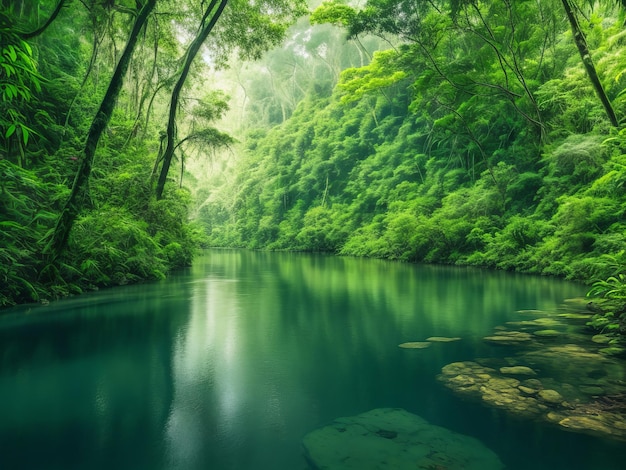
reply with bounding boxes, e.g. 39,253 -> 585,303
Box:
3,0 -> 626,335
196,0 -> 626,292
0,0 -> 306,306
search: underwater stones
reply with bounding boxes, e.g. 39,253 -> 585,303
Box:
538,389 -> 564,405
441,361 -> 495,377
486,375 -> 520,392
302,408 -> 505,470
558,416 -> 613,434
545,394 -> 626,441
599,346 -> 626,357
515,309 -> 546,315
483,331 -> 533,345
546,412 -> 626,440
521,344 -> 626,394
522,378 -> 543,388
435,299 -> 626,443
438,362 -> 546,418
525,344 -> 602,362
425,336 -> 462,342
518,385 -> 539,396
507,318 -> 564,328
579,385 -> 605,395
500,366 -> 537,377
398,341 -> 431,349
558,313 -> 593,320
591,334 -> 612,344
399,337 -> 462,349
533,329 -> 562,338
449,374 -> 478,390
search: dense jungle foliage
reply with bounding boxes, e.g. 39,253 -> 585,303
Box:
192,0 -> 626,333
0,0 -> 306,307
2,0 -> 626,334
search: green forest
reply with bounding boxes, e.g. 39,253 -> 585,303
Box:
2,0 -> 626,333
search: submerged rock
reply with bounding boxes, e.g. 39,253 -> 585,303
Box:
426,336 -> 462,342
507,318 -> 564,328
302,408 -> 505,470
538,389 -> 564,405
515,309 -> 546,315
500,366 -> 537,377
558,313 -> 593,320
398,341 -> 431,349
533,329 -> 562,337
599,346 -> 626,357
483,331 -> 533,345
518,385 -> 539,396
546,411 -> 626,440
579,385 -> 605,395
438,354 -> 626,442
591,334 -> 612,344
438,362 -> 546,418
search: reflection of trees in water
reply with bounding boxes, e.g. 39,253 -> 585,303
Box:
0,284 -> 189,469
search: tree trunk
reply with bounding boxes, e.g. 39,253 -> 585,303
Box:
561,0 -> 619,127
21,0 -> 67,39
155,0 -> 229,200
45,0 -> 157,261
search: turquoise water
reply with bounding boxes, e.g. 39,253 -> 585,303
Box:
0,250 -> 624,469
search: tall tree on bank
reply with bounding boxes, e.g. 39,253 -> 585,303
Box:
561,0 -> 619,127
154,0 -> 308,199
45,0 -> 157,260
155,0 -> 229,200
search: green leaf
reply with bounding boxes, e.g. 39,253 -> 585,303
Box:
5,123 -> 16,138
1,62 -> 15,76
20,124 -> 29,145
6,45 -> 17,62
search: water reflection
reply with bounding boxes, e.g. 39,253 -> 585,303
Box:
0,280 -> 190,470
165,277 -> 244,469
1,250 -> 623,470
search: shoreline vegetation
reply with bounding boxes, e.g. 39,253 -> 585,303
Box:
2,1 -> 626,339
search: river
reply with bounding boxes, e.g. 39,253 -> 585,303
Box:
0,250 -> 624,469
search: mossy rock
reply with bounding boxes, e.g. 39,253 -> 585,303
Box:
426,336 -> 462,342
533,329 -> 562,338
302,408 -> 505,470
599,346 -> 626,357
557,313 -> 592,320
483,331 -> 533,345
500,366 -> 537,376
515,309 -> 546,315
591,334 -> 612,344
398,341 -> 431,349
538,389 -> 564,404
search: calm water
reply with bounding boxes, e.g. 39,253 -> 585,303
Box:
0,250 -> 625,469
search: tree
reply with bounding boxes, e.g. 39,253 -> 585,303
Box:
45,0 -> 157,260
155,0 -> 308,199
155,0 -> 230,200
561,0 -> 619,127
